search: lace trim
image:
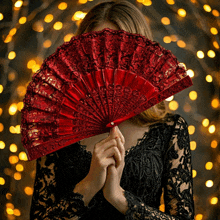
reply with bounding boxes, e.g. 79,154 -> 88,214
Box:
76,121 -> 166,158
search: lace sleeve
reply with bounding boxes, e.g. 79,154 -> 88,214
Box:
123,115 -> 195,220
29,152 -> 90,220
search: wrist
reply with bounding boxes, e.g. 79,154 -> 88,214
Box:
73,178 -> 97,206
109,187 -> 128,215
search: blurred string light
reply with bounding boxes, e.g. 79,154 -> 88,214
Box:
0,0 -> 219,219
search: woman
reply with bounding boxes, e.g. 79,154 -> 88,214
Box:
30,0 -> 194,219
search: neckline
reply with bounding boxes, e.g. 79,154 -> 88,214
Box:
76,115 -> 171,159
77,131 -> 150,159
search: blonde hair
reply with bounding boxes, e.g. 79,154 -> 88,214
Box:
75,0 -> 169,127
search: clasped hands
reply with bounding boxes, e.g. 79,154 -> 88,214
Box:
102,126 -> 126,203
86,125 -> 126,205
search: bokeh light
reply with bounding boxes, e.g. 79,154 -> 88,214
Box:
178,8 -> 186,17
205,180 -> 214,187
190,141 -> 197,150
0,1 -> 219,219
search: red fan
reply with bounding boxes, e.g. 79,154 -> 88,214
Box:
21,28 -> 193,161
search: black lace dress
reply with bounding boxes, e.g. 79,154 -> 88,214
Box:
29,113 -> 195,220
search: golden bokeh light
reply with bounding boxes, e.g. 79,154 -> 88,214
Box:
0,141 -> 5,149
211,140 -> 218,148
9,156 -> 19,164
0,13 -> 3,21
188,125 -> 195,135
9,103 -> 17,115
165,95 -> 174,101
142,0 -> 152,6
0,108 -> 2,115
177,40 -> 186,48
32,64 -> 41,73
0,123 -> 4,132
205,162 -> 213,170
8,51 -> 16,60
195,214 -> 203,220
161,17 -> 170,25
6,208 -> 13,215
203,4 -> 211,12
27,59 -> 36,69
207,50 -> 216,58
183,103 -> 191,112
212,9 -> 220,17
6,203 -> 14,209
43,40 -> 52,48
205,75 -> 212,82
58,2 -> 68,10
208,125 -> 216,134
32,22 -> 44,32
210,197 -> 218,205
179,62 -> 186,69
8,155 -> 19,164
9,28 -> 17,36
14,1 -> 23,8
166,0 -> 175,5
53,21 -> 63,30
178,8 -> 186,17
6,193 -> 12,200
9,144 -> 18,153
211,98 -> 219,108
0,177 -> 5,185
13,209 -> 21,216
17,102 -> 24,111
17,86 -> 26,97
213,41 -> 219,49
78,0 -> 87,4
16,164 -> 24,172
197,50 -> 204,59
64,33 -> 74,42
8,71 -> 16,81
168,100 -> 178,111
14,172 -> 21,180
4,35 -> 12,43
19,16 -> 26,24
187,69 -> 194,78
72,11 -> 86,21
6,195 -> 13,203
159,204 -> 165,212
24,187 -> 34,195
192,170 -> 197,178
163,36 -> 171,43
189,91 -> 197,100
202,118 -> 209,127
44,14 -> 54,23
184,104 -> 191,112
170,35 -> 177,42
16,125 -> 21,134
190,141 -> 196,150
205,180 -> 213,187
0,84 -> 3,93
210,27 -> 218,35
19,152 -> 28,161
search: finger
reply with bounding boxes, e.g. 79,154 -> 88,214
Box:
104,146 -> 121,168
115,137 -> 125,158
102,157 -> 115,168
95,138 -> 117,154
115,126 -> 125,144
